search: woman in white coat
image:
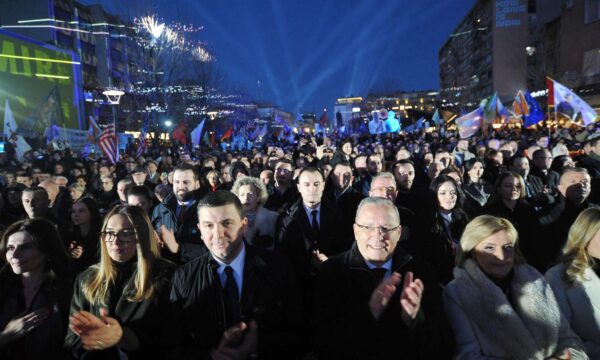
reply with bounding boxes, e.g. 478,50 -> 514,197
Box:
546,208 -> 600,360
231,176 -> 279,249
444,215 -> 588,360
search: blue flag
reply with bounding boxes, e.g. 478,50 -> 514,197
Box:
524,92 -> 544,128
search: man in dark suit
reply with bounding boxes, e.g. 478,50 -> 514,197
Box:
323,161 -> 364,223
314,197 -> 453,359
167,191 -> 304,359
153,163 -> 207,263
536,167 -> 597,271
508,155 -> 554,208
264,159 -> 299,212
530,149 -> 559,193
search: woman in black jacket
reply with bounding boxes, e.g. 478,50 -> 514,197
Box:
65,205 -> 175,360
416,175 -> 470,284
0,218 -> 72,360
66,197 -> 102,274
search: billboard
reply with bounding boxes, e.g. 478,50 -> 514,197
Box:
0,29 -> 83,137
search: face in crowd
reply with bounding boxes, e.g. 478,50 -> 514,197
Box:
22,192 -> 49,218
274,162 -> 294,187
472,229 -> 515,279
238,184 -> 260,213
437,181 -> 457,213
5,230 -> 46,276
331,164 -> 353,191
394,163 -> 415,190
354,201 -> 401,267
369,176 -> 398,203
558,170 -> 591,205
498,175 -> 522,202
173,169 -> 200,202
103,213 -> 137,263
198,203 -> 247,264
297,170 -> 325,209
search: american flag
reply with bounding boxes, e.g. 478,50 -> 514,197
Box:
136,128 -> 147,159
99,123 -> 119,164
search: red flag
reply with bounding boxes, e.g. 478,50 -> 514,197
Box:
319,109 -> 328,126
172,121 -> 188,144
220,127 -> 233,141
546,78 -> 555,107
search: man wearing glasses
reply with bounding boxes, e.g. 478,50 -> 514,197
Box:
314,197 -> 453,359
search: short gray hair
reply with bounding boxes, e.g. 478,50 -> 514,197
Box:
355,197 -> 400,224
230,176 -> 269,206
370,172 -> 396,187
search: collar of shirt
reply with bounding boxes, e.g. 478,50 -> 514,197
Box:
366,258 -> 393,277
439,210 -> 453,224
177,199 -> 194,207
214,243 -> 246,296
303,203 -> 322,226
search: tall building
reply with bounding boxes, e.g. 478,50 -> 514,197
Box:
439,0 -> 533,111
531,0 -> 600,108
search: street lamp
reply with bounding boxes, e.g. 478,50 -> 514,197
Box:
103,89 -> 125,128
164,120 -> 173,127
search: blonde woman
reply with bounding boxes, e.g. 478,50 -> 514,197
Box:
65,205 -> 175,359
546,208 -> 600,359
444,215 -> 587,360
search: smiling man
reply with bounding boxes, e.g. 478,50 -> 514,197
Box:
167,191 -> 304,359
314,197 -> 453,359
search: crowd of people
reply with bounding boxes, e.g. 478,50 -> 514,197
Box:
0,123 -> 600,359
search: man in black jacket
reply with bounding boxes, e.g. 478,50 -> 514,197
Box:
153,163 -> 207,263
315,197 -> 453,359
167,191 -> 304,359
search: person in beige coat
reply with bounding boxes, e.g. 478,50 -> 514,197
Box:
444,215 -> 588,360
546,208 -> 600,360
231,176 -> 279,249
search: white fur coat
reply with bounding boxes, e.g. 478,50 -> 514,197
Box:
444,259 -> 588,360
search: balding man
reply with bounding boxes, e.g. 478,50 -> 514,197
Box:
39,179 -> 72,232
315,197 -> 452,359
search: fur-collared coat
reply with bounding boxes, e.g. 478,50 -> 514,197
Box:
444,259 -> 588,360
546,264 -> 600,360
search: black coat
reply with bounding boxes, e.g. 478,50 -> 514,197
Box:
64,259 -> 175,360
524,174 -> 555,208
151,190 -> 207,263
529,167 -> 560,192
314,244 -> 454,359
535,196 -> 598,271
166,244 -> 304,359
264,186 -> 299,213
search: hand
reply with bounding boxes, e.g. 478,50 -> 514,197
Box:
69,308 -> 123,351
153,229 -> 165,249
159,225 -> 179,254
0,309 -> 51,345
369,272 -> 402,320
69,242 -> 83,259
549,349 -> 571,360
211,321 -> 258,360
399,272 -> 424,326
316,145 -> 326,160
312,250 -> 328,263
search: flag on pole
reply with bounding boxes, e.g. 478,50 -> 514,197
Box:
220,127 -> 233,141
87,115 -> 101,143
513,91 -> 529,117
432,109 -> 441,126
257,125 -> 268,139
456,107 -> 484,138
172,121 -> 188,144
136,127 -> 147,159
523,92 -> 545,128
319,109 -> 328,127
98,123 -> 119,164
3,99 -> 31,159
547,77 -> 598,125
482,93 -> 498,124
191,118 -> 206,147
496,97 -> 510,124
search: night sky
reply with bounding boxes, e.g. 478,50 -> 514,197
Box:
85,0 -> 476,115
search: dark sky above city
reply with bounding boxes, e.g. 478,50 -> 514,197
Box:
84,0 -> 476,115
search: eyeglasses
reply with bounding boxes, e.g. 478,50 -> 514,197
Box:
371,186 -> 396,194
355,223 -> 400,235
101,229 -> 137,243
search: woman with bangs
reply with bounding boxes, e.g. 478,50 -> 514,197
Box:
444,215 -> 587,360
65,205 -> 175,360
546,208 -> 600,359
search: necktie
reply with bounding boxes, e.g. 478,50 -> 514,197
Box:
311,210 -> 320,233
177,205 -> 186,224
371,267 -> 387,284
223,266 -> 241,327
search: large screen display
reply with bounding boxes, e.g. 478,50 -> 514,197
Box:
0,30 -> 82,136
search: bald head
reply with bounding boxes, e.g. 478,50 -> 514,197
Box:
39,179 -> 59,204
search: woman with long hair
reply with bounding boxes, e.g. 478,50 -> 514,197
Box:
546,208 -> 600,359
483,171 -> 539,266
67,197 -> 103,274
65,205 -> 175,359
416,175 -> 470,284
0,218 -> 72,360
444,215 -> 587,359
462,158 -> 493,208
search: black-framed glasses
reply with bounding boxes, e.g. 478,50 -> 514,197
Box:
355,223 -> 400,235
101,229 -> 137,243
